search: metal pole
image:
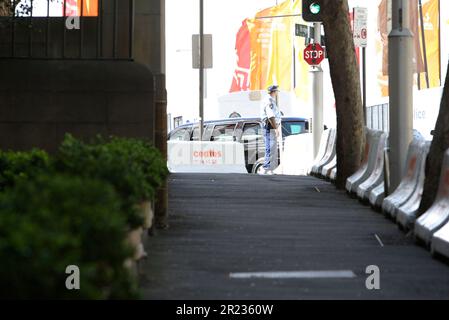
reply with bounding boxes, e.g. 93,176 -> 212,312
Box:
388,0 -> 414,191
362,47 -> 367,126
312,22 -> 323,158
199,0 -> 204,140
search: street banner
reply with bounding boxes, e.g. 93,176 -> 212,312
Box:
418,0 -> 440,89
230,0 -> 304,93
230,19 -> 251,92
377,0 -> 441,95
64,0 -> 98,17
266,0 -> 300,92
247,5 -> 274,92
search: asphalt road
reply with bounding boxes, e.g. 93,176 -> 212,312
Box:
139,173 -> 449,300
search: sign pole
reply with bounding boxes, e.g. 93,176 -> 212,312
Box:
311,22 -> 324,159
362,46 -> 367,126
199,0 -> 204,140
353,7 -> 368,126
388,0 -> 413,191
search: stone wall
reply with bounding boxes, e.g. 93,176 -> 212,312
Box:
0,59 -> 154,152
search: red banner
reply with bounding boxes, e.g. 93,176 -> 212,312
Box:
230,19 -> 251,92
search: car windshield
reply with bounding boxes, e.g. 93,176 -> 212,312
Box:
282,121 -> 307,137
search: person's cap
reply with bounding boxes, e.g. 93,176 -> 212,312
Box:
268,85 -> 279,93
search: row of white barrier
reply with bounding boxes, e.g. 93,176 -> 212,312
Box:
167,141 -> 248,174
311,126 -> 449,261
310,129 -> 337,181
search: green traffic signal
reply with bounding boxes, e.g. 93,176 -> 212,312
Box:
309,2 -> 321,15
302,0 -> 323,22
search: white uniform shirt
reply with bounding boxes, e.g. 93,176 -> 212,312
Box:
261,95 -> 282,126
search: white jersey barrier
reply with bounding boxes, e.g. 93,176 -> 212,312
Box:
382,132 -> 426,219
167,141 -> 247,174
279,133 -> 314,176
311,129 -> 336,176
415,149 -> 449,246
396,141 -> 431,231
369,183 -> 386,209
310,129 -> 331,175
346,129 -> 384,194
321,156 -> 336,179
357,132 -> 388,201
330,167 -> 337,181
431,221 -> 449,259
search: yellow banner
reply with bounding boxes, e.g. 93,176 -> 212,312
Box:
247,0 -> 302,92
418,0 -> 440,88
247,6 -> 273,91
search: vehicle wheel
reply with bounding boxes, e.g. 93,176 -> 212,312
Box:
252,159 -> 265,174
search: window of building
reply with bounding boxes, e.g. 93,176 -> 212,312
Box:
174,116 -> 183,129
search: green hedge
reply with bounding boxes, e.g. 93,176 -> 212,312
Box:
0,174 -> 139,299
55,134 -> 168,229
0,135 -> 169,299
0,149 -> 53,191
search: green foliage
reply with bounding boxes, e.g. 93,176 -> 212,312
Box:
0,149 -> 53,191
55,134 -> 168,229
0,134 -> 167,298
0,174 -> 139,299
96,136 -> 169,199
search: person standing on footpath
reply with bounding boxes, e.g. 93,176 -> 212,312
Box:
260,85 -> 282,174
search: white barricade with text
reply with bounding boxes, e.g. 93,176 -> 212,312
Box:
168,141 -> 248,174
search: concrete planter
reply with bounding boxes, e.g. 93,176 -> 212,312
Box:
140,201 -> 154,229
126,226 -> 147,262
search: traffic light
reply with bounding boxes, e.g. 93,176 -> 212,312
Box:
302,0 -> 323,22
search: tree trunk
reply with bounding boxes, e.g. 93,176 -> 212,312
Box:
418,65 -> 449,215
321,0 -> 365,189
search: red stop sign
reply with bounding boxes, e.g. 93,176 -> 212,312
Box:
304,43 -> 325,66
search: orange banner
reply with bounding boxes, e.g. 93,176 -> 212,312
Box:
418,0 -> 441,88
64,0 -> 98,17
231,0 -> 302,93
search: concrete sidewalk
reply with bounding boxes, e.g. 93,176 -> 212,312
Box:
139,173 -> 449,300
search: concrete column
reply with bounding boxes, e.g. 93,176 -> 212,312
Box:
133,0 -> 168,230
388,0 -> 414,191
134,0 -> 164,73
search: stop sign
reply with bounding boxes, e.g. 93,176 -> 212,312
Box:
304,43 -> 325,66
